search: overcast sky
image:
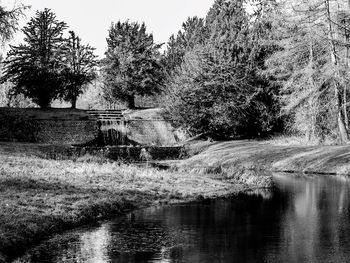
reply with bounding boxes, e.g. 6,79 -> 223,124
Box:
6,0 -> 215,57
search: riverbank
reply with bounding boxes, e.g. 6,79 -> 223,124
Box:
178,140 -> 350,176
0,148 -> 246,263
3,139 -> 350,262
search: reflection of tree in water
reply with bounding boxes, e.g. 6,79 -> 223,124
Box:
104,213 -> 195,262
268,174 -> 350,263
102,190 -> 290,263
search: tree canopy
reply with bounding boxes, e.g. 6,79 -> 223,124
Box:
101,21 -> 165,109
1,9 -> 67,108
0,3 -> 27,48
163,16 -> 207,74
265,0 -> 350,143
165,0 -> 281,138
1,8 -> 97,108
60,31 -> 98,108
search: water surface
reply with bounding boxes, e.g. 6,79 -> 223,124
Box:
15,173 -> 350,263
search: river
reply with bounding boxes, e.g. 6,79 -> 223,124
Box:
15,173 -> 350,263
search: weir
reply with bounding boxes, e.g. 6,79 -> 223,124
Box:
78,108 -> 184,162
87,110 -> 127,146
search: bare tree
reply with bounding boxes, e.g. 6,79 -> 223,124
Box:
268,0 -> 350,143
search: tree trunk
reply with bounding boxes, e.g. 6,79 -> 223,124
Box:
344,1 -> 350,130
307,20 -> 317,142
325,0 -> 349,143
38,96 -> 51,109
127,94 -> 135,109
71,97 -> 77,109
344,73 -> 349,130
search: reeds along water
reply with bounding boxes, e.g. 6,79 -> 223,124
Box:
98,120 -> 127,146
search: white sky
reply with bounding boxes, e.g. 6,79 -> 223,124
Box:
5,0 -> 215,58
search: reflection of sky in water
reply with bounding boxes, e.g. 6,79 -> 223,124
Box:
15,174 -> 350,263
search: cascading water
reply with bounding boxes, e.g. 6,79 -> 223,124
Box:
98,120 -> 127,146
86,110 -> 128,146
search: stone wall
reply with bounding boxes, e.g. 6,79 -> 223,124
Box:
0,107 -> 183,146
35,120 -> 98,144
0,108 -> 99,145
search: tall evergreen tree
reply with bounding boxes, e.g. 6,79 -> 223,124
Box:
163,17 -> 207,73
101,21 -> 165,109
61,31 -> 98,109
1,9 -> 67,108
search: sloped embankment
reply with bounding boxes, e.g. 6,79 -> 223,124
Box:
123,108 -> 185,146
176,140 -> 350,187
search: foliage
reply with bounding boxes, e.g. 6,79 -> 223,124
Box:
167,46 -> 251,137
163,16 -> 208,74
266,0 -> 350,143
0,3 -> 27,47
0,2 -> 28,107
0,83 -> 35,108
101,21 -> 165,109
1,9 -> 67,108
166,0 -> 281,138
60,31 -> 98,108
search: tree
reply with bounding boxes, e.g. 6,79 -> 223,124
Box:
0,3 -> 27,47
1,9 -> 67,108
165,0 -> 281,138
163,16 -> 208,74
265,0 -> 329,141
167,45 -> 256,137
266,0 -> 350,143
0,2 -> 27,106
101,21 -> 165,109
60,31 -> 98,108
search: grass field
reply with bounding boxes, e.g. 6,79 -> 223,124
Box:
0,147 -> 244,262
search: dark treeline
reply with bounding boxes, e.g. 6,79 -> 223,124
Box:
2,0 -> 350,143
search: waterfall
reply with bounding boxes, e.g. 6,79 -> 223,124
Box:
98,120 -> 127,146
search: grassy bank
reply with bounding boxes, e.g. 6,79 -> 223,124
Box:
4,139 -> 348,262
178,140 -> 350,176
0,148 -> 245,262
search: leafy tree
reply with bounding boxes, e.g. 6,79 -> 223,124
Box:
167,45 -> 255,137
101,21 -> 165,109
60,31 -> 98,108
1,9 -> 67,108
166,0 -> 281,138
